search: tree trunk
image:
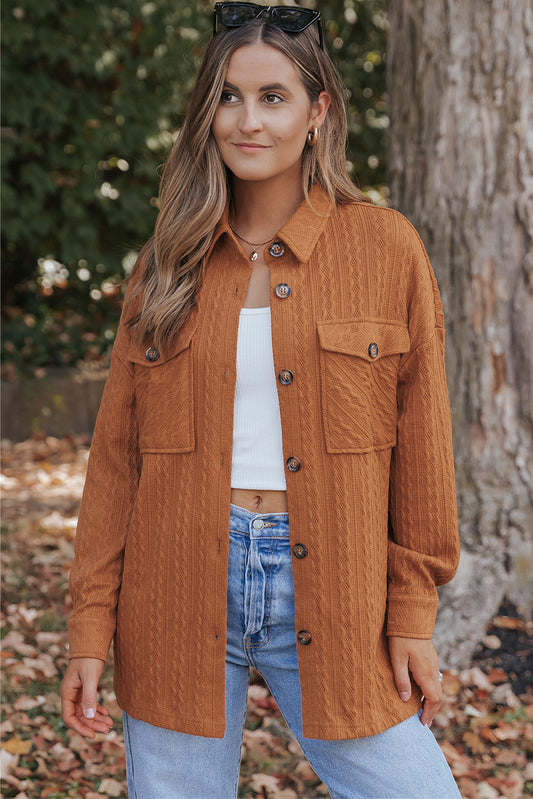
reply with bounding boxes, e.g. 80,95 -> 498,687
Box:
387,0 -> 533,667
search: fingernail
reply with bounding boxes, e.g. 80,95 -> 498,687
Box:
399,692 -> 410,701
84,708 -> 95,719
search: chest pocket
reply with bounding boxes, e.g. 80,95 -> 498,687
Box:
127,316 -> 198,453
317,320 -> 410,454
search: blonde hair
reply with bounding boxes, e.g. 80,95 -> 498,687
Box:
128,19 -> 371,348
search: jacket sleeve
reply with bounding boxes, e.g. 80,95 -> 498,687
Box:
68,315 -> 140,661
386,221 -> 460,639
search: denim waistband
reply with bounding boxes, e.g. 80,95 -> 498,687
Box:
229,503 -> 289,538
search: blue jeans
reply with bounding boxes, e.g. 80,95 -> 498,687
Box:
124,504 -> 460,798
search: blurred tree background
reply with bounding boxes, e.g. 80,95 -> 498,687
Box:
1,0 -> 387,374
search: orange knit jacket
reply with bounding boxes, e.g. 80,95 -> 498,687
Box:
68,185 -> 460,739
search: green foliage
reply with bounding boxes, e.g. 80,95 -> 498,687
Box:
2,0 -> 386,371
321,0 -> 388,189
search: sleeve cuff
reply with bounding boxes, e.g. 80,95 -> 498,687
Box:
386,594 -> 438,638
68,617 -> 115,661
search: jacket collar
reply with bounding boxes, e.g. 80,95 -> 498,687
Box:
207,183 -> 335,264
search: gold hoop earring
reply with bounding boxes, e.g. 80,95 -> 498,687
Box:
307,126 -> 318,146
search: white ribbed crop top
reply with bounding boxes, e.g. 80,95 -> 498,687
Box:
231,307 -> 287,490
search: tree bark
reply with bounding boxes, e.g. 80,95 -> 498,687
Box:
387,0 -> 533,666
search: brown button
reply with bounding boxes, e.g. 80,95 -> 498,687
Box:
297,630 -> 312,645
269,242 -> 285,258
292,543 -> 308,559
275,283 -> 291,298
278,369 -> 294,385
368,342 -> 379,359
286,456 -> 301,472
145,346 -> 160,362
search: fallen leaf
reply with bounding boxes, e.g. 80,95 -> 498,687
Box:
1,736 -> 32,755
249,773 -> 281,794
495,748 -> 525,767
12,695 -> 46,711
474,782 -> 499,799
459,667 -> 493,691
482,635 -> 502,650
490,684 -> 521,708
492,722 -> 521,741
462,731 -> 485,755
0,747 -> 19,776
294,760 -> 319,782
488,770 -> 525,799
480,725 -> 500,743
458,777 -> 481,798
442,671 -> 462,696
98,777 -> 124,796
493,616 -> 525,631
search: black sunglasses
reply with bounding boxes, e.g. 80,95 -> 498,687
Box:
213,2 -> 323,50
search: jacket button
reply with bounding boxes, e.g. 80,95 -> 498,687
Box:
275,283 -> 291,298
368,342 -> 379,359
293,543 -> 308,559
269,242 -> 285,258
286,456 -> 301,472
145,346 -> 160,362
278,369 -> 294,385
297,630 -> 312,645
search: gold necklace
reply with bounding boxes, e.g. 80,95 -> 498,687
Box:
228,221 -> 276,262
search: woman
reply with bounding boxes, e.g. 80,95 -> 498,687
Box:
61,4 -> 461,797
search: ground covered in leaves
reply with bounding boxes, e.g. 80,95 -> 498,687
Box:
1,436 -> 532,799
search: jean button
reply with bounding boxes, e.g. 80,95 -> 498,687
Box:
252,519 -> 264,530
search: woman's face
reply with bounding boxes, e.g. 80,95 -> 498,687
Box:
211,41 -> 329,189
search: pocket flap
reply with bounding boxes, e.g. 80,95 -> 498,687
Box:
317,319 -> 410,360
127,314 -> 198,366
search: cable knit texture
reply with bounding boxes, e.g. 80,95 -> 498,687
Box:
68,185 -> 460,740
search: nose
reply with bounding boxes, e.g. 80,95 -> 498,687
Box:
238,101 -> 263,135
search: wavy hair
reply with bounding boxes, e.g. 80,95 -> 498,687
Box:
127,18 -> 371,348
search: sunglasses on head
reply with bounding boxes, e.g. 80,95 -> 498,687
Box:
213,2 -> 324,50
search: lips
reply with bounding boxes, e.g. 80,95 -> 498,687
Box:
233,142 -> 269,151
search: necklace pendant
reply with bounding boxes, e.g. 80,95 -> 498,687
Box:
250,250 -> 258,262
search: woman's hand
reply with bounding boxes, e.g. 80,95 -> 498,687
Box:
388,637 -> 442,727
60,657 -> 114,739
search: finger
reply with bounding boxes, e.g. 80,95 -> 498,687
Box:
95,705 -> 112,721
81,679 -> 99,721
63,697 -> 99,739
94,707 -> 114,730
390,653 -> 412,702
71,705 -> 113,738
419,678 -> 442,726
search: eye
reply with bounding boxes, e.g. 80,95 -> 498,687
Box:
220,90 -> 239,104
263,93 -> 283,104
